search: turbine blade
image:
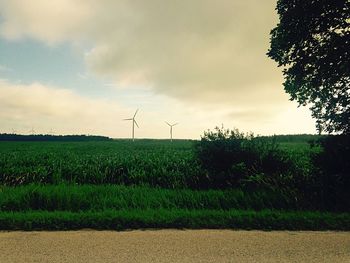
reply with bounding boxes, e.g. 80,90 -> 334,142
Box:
133,109 -> 139,118
123,118 -> 133,120
134,120 -> 139,128
173,123 -> 179,126
165,121 -> 171,126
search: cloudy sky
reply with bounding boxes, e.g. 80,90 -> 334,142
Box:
0,0 -> 316,139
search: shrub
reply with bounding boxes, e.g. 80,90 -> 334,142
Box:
311,135 -> 350,211
194,127 -> 296,189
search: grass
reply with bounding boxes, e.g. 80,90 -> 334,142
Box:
1,137 -> 347,231
1,184 -> 348,231
0,184 -> 301,212
0,139 -> 318,188
0,209 -> 349,231
0,140 -> 201,188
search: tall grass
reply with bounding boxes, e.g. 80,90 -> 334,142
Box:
0,209 -> 349,231
0,184 -> 301,212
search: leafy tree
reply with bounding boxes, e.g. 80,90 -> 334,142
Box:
268,0 -> 350,134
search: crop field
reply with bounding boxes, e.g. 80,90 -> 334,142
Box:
0,136 -> 349,230
0,139 -> 317,187
0,140 -> 201,188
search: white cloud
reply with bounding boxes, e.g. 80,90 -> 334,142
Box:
0,79 -> 316,137
0,80 -> 131,136
0,79 -> 226,138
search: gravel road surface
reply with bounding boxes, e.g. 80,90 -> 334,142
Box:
0,230 -> 349,262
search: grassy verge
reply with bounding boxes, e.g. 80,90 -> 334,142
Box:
0,209 -> 349,231
1,185 -> 348,231
0,184 -> 301,211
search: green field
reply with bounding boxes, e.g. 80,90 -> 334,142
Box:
0,140 -> 200,188
0,137 -> 349,230
0,138 -> 318,187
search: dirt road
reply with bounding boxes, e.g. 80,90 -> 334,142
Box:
0,230 -> 349,262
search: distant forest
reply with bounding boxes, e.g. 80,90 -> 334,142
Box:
0,133 -> 323,143
259,134 -> 324,143
0,134 -> 112,142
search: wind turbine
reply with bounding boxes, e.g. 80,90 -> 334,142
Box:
29,127 -> 35,135
124,109 -> 139,141
165,122 -> 178,142
48,129 -> 55,135
11,128 -> 17,134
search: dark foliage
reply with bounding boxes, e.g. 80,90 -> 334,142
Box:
259,134 -> 324,143
194,127 -> 297,189
268,0 -> 350,134
312,135 -> 350,211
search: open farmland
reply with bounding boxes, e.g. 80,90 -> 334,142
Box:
0,140 -> 200,188
0,136 -> 349,230
0,136 -> 320,187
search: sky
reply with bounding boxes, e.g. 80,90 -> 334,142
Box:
0,0 -> 317,139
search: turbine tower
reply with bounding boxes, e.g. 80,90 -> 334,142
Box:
48,129 -> 55,135
124,109 -> 139,141
165,122 -> 178,142
29,127 -> 35,135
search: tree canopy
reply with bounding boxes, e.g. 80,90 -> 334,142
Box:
268,0 -> 350,134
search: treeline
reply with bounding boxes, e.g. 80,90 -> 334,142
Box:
0,134 -> 112,142
0,133 -> 324,143
259,134 -> 324,143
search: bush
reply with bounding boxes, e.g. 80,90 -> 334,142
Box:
311,135 -> 350,211
194,127 -> 296,189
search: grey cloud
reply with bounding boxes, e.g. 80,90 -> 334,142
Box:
84,0 -> 283,108
0,0 -> 286,113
